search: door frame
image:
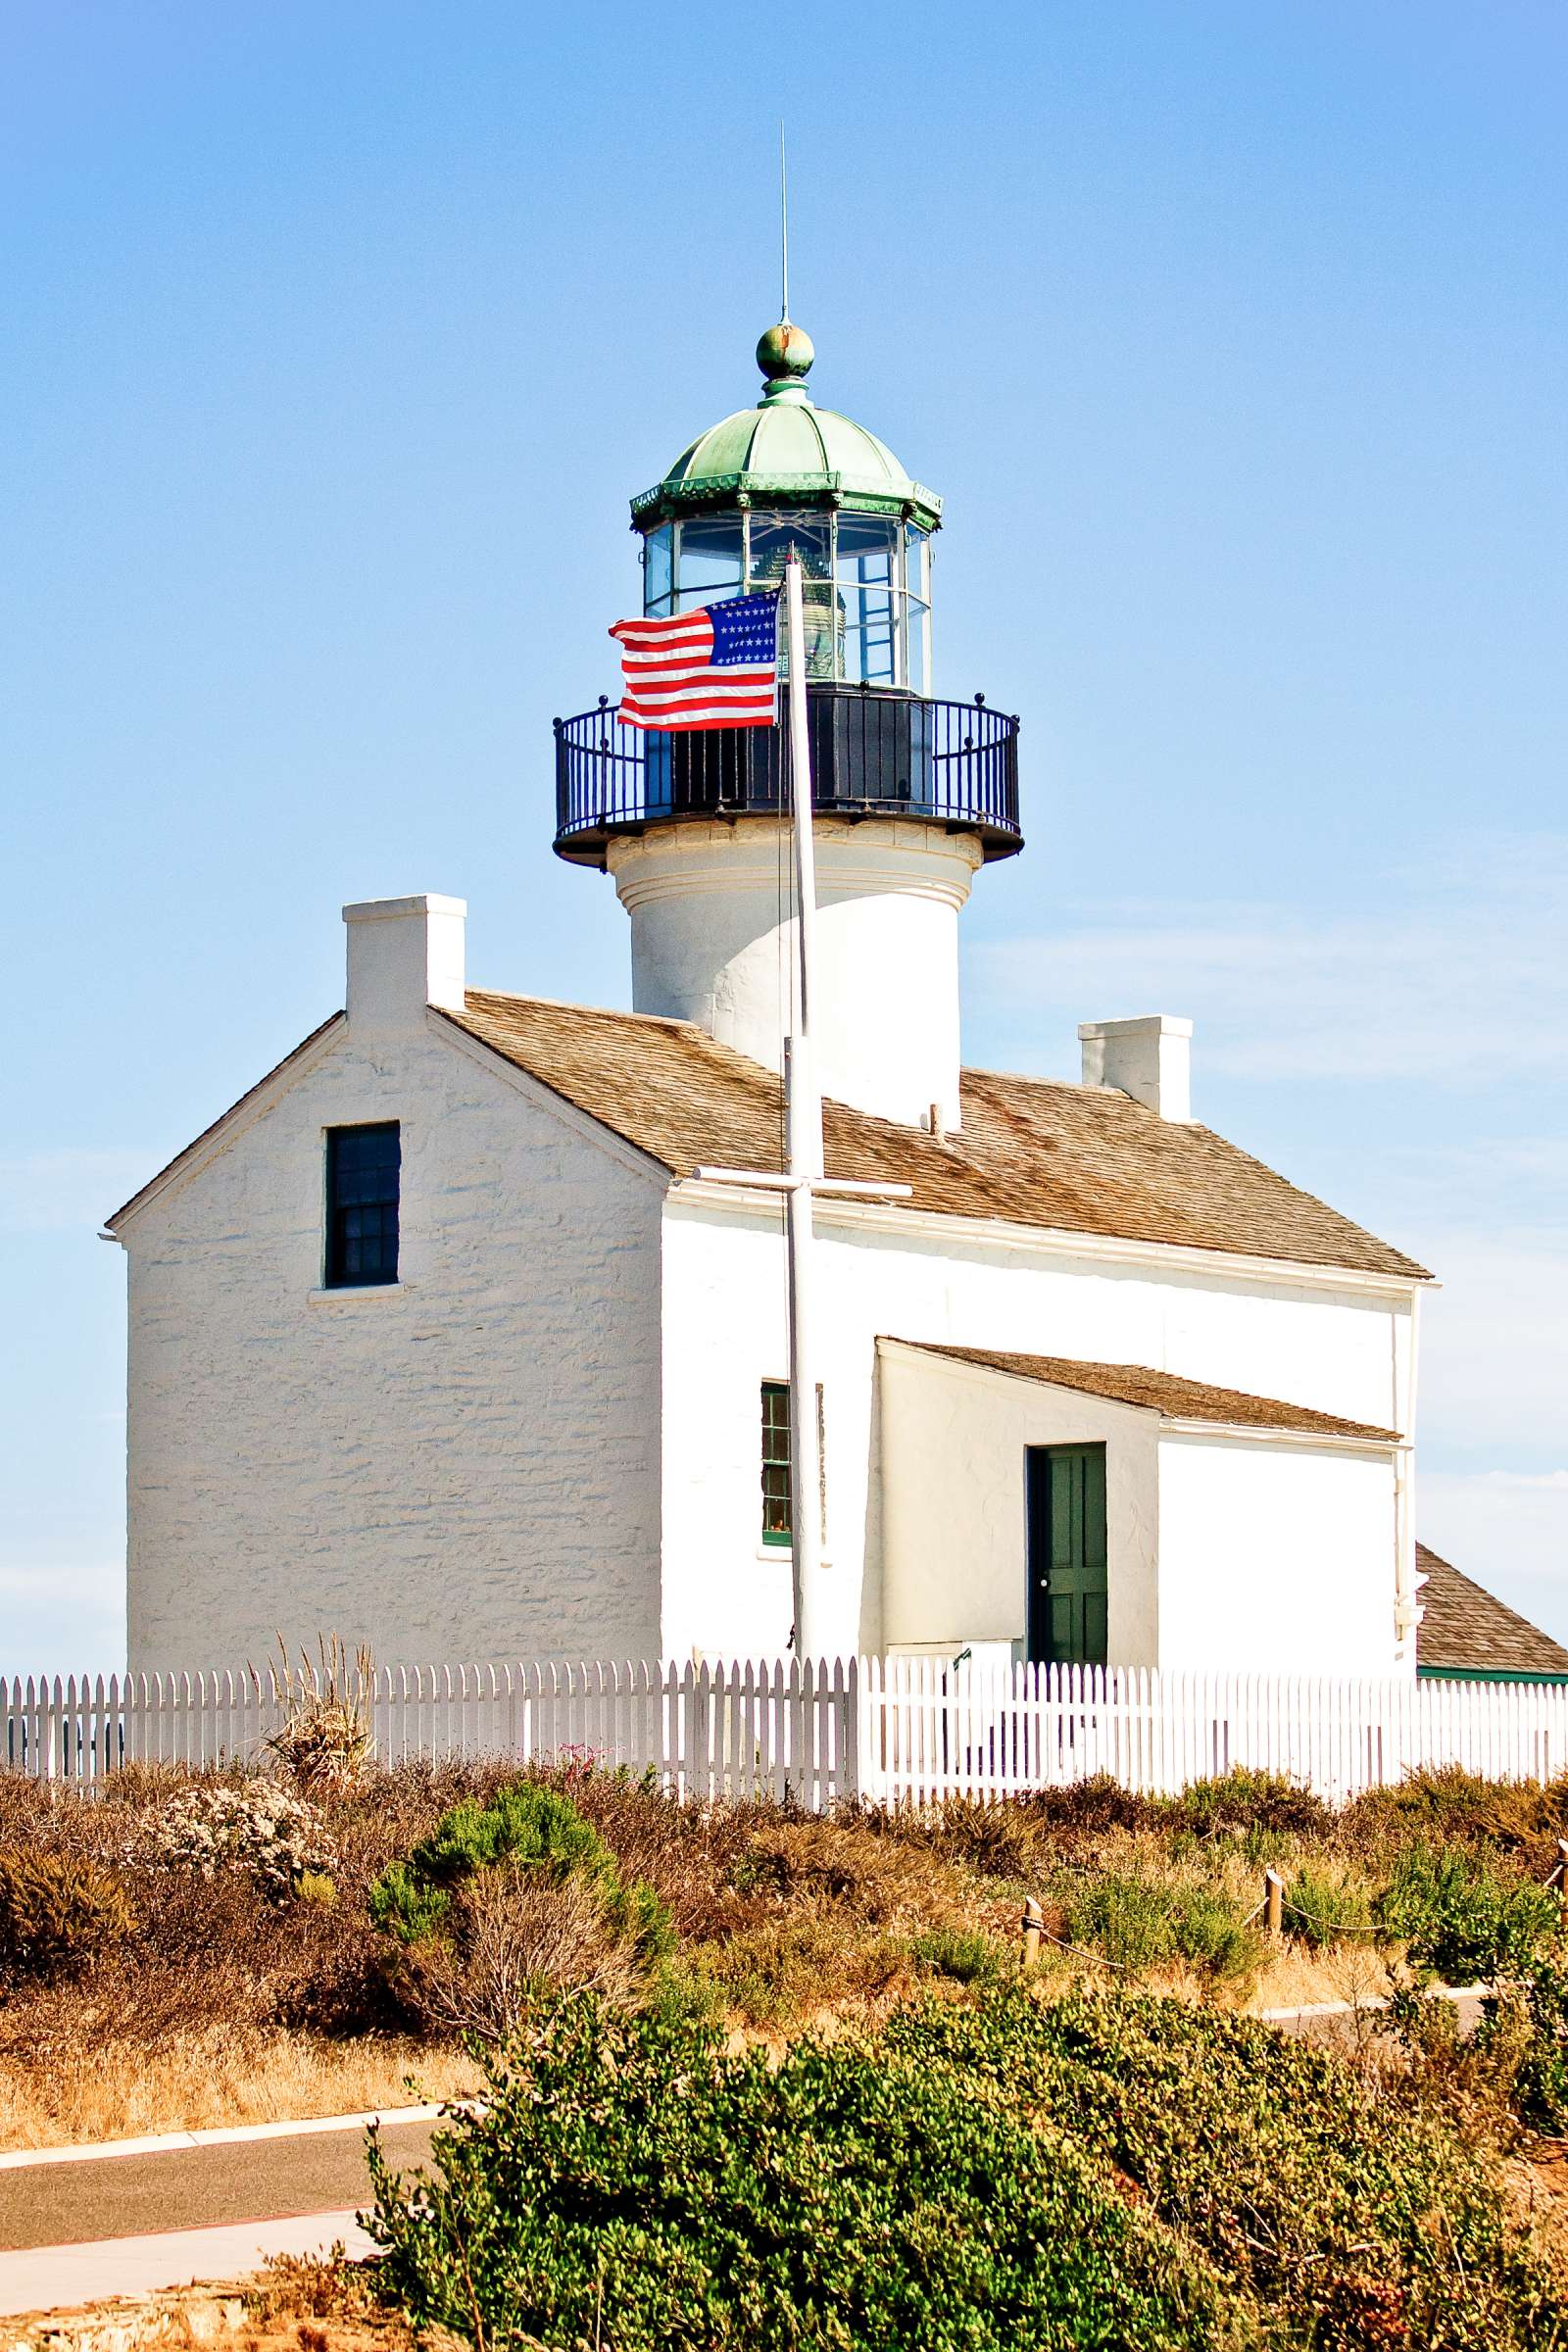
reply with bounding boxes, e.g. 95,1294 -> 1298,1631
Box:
1025,1442 -> 1109,1667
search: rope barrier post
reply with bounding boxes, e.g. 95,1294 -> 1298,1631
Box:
1021,1895 -> 1044,1972
1263,1869 -> 1285,1939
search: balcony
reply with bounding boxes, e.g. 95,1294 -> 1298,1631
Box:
553,682 -> 1023,869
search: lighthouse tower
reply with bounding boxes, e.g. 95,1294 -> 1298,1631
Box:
553,322 -> 1022,1132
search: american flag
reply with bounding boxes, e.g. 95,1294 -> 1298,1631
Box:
609,590 -> 780,731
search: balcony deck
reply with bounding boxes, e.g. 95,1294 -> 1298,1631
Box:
553,682 -> 1022,868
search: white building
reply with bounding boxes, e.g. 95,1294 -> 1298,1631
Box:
110,318 -> 1464,1679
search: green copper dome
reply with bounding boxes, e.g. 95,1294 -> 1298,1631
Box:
630,320 -> 942,534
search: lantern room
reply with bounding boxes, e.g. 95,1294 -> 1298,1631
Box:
550,319 -> 1027,1132
553,320 -> 1023,874
636,322 -> 936,692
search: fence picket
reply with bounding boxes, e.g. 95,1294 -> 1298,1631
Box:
11,1654 -> 1568,1809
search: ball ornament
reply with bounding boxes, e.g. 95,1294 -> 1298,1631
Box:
756,319 -> 814,382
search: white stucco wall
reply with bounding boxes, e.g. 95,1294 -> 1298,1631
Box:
609,817 -> 981,1132
122,1015 -> 666,1671
658,1182 -> 1418,1670
1155,1433 -> 1401,1675
873,1344 -> 1161,1661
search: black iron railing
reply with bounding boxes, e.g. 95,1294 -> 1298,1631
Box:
553,683 -> 1022,866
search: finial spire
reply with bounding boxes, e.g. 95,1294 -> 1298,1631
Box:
758,128 -> 812,402
779,122 -> 790,323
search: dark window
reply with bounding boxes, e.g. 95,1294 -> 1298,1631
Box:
760,1380 -> 791,1545
324,1123 -> 400,1288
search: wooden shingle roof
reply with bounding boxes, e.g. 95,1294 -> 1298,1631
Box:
447,990 -> 1429,1281
891,1342 -> 1400,1443
1415,1544 -> 1568,1679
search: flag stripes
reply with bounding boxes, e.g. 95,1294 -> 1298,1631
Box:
610,592 -> 780,731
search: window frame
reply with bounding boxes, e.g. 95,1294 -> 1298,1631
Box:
323,1120 -> 402,1291
760,1378 -> 792,1547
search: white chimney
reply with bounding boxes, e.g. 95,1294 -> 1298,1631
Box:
344,896 -> 467,1033
1078,1014 -> 1193,1122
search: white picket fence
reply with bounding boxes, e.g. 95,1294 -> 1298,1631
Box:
7,1656 -> 1568,1805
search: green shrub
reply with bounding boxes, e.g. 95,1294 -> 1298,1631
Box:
1283,1865 -> 1375,1950
368,1779 -> 675,2041
0,1846 -> 133,1977
1504,1946 -> 1568,2133
367,1993 -> 1237,2350
368,1857 -> 452,1944
368,1779 -> 671,1964
1067,1872 -> 1177,1971
906,1925 -> 1006,1984
1376,1846 -> 1558,1983
888,1984 -> 1567,2350
1168,1769 -> 1330,1841
1066,1874 -> 1257,1984
1170,1886 -> 1260,1983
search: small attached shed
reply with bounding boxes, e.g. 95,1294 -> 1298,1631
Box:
874,1339 -> 1407,1678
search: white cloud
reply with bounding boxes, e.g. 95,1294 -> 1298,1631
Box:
0,1150 -> 150,1234
1420,1469 -> 1568,1647
970,831 -> 1568,1084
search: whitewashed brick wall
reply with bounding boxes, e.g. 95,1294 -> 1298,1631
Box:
123,1017 -> 665,1670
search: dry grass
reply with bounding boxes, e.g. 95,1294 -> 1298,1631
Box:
392,1865 -> 644,2044
0,2265 -> 432,2352
0,2026 -> 480,2150
1,1756 -> 1559,2150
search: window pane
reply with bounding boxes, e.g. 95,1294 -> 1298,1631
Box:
904,524 -> 929,605
832,516 -> 898,684
676,517 -> 744,605
760,1380 -> 791,1541
750,513 -> 834,679
905,597 -> 930,694
643,524 -> 673,613
837,514 -> 897,585
749,512 -> 830,590
325,1122 -> 400,1288
841,588 -> 898,684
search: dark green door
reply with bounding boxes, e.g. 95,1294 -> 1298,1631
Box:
1026,1445 -> 1108,1666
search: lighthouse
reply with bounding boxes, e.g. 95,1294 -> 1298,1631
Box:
553,320 -> 1022,1135
109,304 -> 1442,1691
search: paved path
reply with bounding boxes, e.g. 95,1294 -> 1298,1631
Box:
0,2110 -> 442,2319
1260,1982 -> 1489,2049
0,2213 -> 378,2320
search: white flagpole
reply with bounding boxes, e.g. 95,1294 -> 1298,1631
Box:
783,552 -> 825,1658
686,569 -> 909,1661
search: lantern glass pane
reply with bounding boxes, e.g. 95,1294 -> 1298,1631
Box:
750,512 -> 834,679
643,524 -> 673,614
675,517 -> 744,610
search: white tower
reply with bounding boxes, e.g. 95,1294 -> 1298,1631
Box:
553,322 -> 1022,1133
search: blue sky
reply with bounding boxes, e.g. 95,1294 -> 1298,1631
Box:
3,0 -> 1564,1668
